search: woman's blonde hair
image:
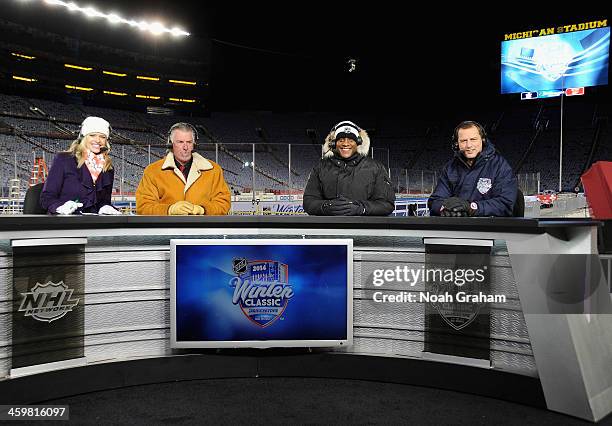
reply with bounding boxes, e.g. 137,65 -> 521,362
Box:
67,135 -> 113,172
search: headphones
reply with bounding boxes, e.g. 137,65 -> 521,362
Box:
329,120 -> 363,150
166,122 -> 199,149
451,120 -> 487,152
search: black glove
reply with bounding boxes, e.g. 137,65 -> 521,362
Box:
441,209 -> 468,217
321,196 -> 365,216
440,197 -> 475,217
344,199 -> 366,216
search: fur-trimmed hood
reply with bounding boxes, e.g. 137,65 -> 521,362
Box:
322,127 -> 370,158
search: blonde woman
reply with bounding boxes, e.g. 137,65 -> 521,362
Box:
41,116 -> 120,215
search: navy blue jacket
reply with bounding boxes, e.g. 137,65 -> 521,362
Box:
40,153 -> 114,214
429,142 -> 517,217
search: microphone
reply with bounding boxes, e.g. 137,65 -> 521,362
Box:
323,141 -> 335,156
99,146 -> 109,153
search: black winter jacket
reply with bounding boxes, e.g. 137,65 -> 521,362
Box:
303,154 -> 395,216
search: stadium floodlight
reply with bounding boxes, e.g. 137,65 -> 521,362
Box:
170,28 -> 188,37
65,84 -> 93,91
12,75 -> 37,82
103,70 -> 127,77
169,79 -> 197,86
64,63 -> 93,71
11,52 -> 36,60
106,13 -> 122,24
149,22 -> 165,36
83,6 -> 102,18
30,0 -> 190,36
103,90 -> 127,96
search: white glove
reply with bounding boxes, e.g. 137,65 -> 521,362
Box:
98,205 -> 122,215
56,200 -> 83,215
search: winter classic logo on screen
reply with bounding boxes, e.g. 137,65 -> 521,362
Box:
230,258 -> 294,327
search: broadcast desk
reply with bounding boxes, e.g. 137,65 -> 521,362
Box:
0,216 -> 610,422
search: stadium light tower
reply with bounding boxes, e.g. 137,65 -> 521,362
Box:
27,0 -> 190,36
107,13 -> 122,24
149,22 -> 165,36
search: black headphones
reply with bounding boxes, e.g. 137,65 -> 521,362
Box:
451,120 -> 487,152
166,122 -> 199,149
329,120 -> 363,150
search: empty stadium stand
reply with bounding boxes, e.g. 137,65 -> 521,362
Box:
0,93 -> 610,209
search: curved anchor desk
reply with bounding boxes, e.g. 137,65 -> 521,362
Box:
0,216 -> 610,422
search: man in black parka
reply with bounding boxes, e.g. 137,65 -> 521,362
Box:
303,120 -> 395,216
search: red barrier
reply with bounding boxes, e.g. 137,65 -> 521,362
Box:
581,161 -> 612,219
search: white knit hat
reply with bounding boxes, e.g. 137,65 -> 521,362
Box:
333,121 -> 361,143
79,116 -> 110,138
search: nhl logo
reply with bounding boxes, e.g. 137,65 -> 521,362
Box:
477,177 -> 492,194
232,257 -> 247,275
18,281 -> 79,323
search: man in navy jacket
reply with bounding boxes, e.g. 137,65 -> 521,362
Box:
429,121 -> 517,217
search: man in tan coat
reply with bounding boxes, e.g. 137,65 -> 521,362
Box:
136,122 -> 231,215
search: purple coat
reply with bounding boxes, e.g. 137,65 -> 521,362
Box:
40,153 -> 114,214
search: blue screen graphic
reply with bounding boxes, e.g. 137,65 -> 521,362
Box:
501,27 -> 610,94
174,243 -> 349,342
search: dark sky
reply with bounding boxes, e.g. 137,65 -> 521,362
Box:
207,6 -> 609,113
3,1 -> 609,113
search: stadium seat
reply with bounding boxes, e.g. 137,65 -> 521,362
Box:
23,183 -> 46,214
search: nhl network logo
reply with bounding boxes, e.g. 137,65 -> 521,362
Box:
229,259 -> 294,327
18,281 -> 79,322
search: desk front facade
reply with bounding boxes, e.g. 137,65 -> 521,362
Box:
0,216 -> 609,421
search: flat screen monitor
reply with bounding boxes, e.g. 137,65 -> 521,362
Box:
171,239 -> 353,348
501,27 -> 610,94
